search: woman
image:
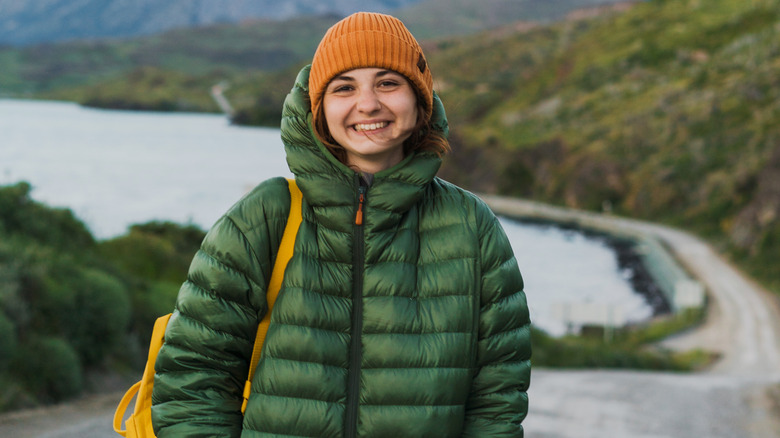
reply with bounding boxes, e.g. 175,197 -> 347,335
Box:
151,12 -> 531,437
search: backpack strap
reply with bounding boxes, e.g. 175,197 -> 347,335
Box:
241,178 -> 303,414
113,313 -> 172,436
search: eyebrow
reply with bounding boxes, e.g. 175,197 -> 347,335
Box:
331,70 -> 396,82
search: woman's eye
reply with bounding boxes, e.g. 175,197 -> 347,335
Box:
328,85 -> 351,94
379,80 -> 400,88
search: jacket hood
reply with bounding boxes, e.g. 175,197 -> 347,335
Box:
280,65 -> 449,232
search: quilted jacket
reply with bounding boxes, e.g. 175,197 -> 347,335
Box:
151,65 -> 531,437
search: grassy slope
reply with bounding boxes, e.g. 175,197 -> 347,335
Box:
432,0 -> 780,291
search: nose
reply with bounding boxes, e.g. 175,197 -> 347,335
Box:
356,89 -> 381,113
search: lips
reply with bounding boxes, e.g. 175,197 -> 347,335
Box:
353,121 -> 389,132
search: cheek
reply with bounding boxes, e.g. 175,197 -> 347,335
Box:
398,90 -> 419,125
322,100 -> 344,134
401,99 -> 419,127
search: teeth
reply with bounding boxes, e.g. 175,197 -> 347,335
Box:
354,122 -> 388,132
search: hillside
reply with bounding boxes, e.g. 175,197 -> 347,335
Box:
396,0 -> 630,39
0,15 -> 339,99
431,0 -> 780,290
0,1 -> 631,97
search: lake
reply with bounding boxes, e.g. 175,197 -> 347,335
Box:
0,98 -> 653,336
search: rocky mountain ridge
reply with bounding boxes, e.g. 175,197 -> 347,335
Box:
0,0 -> 629,46
0,0 -> 421,45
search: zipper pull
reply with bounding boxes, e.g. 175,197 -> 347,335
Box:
355,192 -> 365,225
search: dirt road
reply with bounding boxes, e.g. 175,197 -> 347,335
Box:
2,196 -> 779,437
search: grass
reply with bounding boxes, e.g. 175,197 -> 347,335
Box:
534,307 -> 717,371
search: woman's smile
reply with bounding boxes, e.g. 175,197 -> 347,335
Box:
353,121 -> 390,132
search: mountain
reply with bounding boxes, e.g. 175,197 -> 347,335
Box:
0,0 -> 633,47
0,0 -> 422,46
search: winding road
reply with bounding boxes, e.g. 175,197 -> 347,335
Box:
485,195 -> 780,438
1,196 -> 779,437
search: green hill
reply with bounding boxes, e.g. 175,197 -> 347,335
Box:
431,0 -> 780,291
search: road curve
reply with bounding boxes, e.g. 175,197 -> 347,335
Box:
482,194 -> 780,437
1,196 -> 779,437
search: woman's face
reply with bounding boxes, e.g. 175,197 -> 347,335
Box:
323,68 -> 418,173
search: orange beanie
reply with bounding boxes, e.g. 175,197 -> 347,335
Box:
309,12 -> 434,124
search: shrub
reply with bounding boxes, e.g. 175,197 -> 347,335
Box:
17,251 -> 131,366
0,182 -> 94,251
66,269 -> 132,365
99,221 -> 204,283
0,313 -> 16,372
12,336 -> 83,403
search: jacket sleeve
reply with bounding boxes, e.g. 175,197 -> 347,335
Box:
150,190 -> 284,437
462,203 -> 531,437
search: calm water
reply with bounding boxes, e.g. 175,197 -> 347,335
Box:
0,99 -> 652,335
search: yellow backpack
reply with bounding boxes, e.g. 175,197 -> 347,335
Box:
113,179 -> 303,437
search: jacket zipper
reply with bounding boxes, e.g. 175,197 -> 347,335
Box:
345,180 -> 366,438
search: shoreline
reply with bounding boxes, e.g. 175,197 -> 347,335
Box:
484,194 -> 705,322
508,216 -> 673,318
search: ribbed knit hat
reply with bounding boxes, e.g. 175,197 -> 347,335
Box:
309,12 -> 433,123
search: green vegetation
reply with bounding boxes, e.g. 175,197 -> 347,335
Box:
48,66 -> 222,113
0,16 -> 336,97
0,182 -> 203,411
432,0 -> 780,293
533,308 -> 714,370
396,0 -> 626,40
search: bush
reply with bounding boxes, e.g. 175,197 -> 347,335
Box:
12,336 -> 83,403
66,269 -> 132,365
0,182 -> 94,251
99,221 -> 204,283
0,313 -> 16,372
17,250 -> 131,366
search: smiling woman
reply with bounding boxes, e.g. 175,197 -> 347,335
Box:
150,12 -> 531,438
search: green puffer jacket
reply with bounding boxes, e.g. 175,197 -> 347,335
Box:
151,65 -> 531,438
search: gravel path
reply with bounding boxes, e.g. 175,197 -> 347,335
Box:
2,196 -> 779,437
